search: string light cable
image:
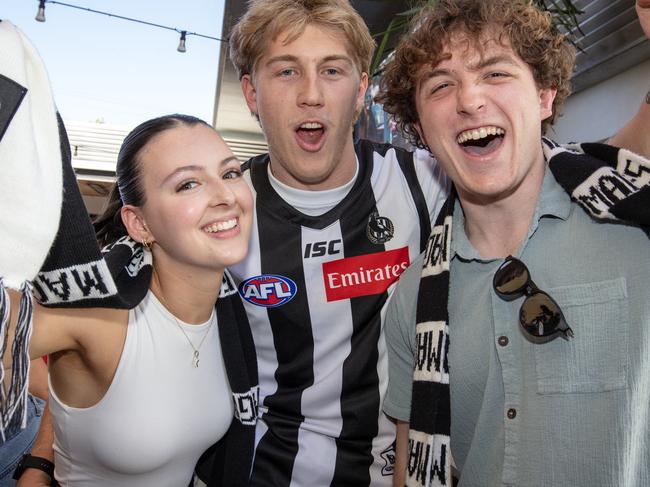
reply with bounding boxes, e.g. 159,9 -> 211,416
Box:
34,0 -> 225,52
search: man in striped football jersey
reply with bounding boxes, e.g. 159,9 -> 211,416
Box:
226,1 -> 448,485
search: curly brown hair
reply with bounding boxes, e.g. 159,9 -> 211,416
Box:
376,0 -> 576,149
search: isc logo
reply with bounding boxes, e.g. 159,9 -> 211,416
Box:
304,239 -> 342,258
239,274 -> 297,308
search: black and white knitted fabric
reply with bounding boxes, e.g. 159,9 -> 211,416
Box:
197,271 -> 259,486
0,19 -> 152,441
0,18 -> 63,442
0,21 -> 258,473
407,137 -> 650,486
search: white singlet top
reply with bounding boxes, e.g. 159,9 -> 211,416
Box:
49,291 -> 234,486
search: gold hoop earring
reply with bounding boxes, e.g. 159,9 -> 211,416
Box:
142,239 -> 150,251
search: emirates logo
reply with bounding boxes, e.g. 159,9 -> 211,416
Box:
322,247 -> 409,302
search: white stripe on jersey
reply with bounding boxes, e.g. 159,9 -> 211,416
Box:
289,222 -> 349,486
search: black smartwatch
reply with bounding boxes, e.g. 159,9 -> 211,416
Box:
12,454 -> 55,483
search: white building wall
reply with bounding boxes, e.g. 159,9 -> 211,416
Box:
550,58 -> 650,144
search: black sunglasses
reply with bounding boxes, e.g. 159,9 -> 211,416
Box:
493,255 -> 574,343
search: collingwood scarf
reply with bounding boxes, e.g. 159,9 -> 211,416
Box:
407,137 -> 650,486
198,270 -> 259,486
0,18 -> 153,441
0,21 -> 258,480
0,18 -> 66,441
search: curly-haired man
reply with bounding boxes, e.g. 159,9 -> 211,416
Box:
379,1 -> 650,486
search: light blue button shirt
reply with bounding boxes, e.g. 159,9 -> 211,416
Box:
384,167 -> 650,486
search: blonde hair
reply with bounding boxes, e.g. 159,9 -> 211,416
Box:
229,0 -> 375,79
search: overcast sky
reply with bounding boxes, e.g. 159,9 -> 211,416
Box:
3,0 -> 225,127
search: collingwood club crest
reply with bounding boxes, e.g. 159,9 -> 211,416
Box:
366,210 -> 394,244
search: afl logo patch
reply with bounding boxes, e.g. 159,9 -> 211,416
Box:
367,210 -> 394,244
239,274 -> 297,308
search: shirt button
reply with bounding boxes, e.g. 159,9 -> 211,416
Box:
507,408 -> 517,419
498,336 -> 509,347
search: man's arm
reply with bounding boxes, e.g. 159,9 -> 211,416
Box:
384,259 -> 423,485
607,1 -> 650,157
608,89 -> 650,158
637,0 -> 650,36
393,420 -> 409,487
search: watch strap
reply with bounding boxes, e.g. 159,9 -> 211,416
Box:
12,454 -> 54,480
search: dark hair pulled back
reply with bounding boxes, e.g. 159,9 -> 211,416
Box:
93,114 -> 209,248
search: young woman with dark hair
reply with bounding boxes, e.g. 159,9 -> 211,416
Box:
5,114 -> 254,486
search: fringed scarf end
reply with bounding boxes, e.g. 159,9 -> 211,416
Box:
0,279 -> 33,444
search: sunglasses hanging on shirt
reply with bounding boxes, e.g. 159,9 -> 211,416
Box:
493,255 -> 574,343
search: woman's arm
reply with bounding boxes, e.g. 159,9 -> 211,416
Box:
4,290 -> 125,371
5,290 -> 81,363
15,407 -> 55,487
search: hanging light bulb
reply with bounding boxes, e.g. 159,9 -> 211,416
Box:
35,0 -> 46,22
177,31 -> 187,53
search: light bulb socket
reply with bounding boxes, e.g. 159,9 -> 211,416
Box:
35,0 -> 46,22
177,31 -> 187,53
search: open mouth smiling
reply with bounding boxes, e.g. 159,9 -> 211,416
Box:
202,218 -> 238,234
456,125 -> 505,156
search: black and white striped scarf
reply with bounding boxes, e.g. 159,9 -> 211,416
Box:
407,138 -> 650,486
0,18 -> 151,440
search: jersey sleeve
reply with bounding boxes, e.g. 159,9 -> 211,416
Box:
383,253 -> 423,422
413,149 -> 450,226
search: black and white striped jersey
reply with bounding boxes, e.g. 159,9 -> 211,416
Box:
230,140 -> 448,487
